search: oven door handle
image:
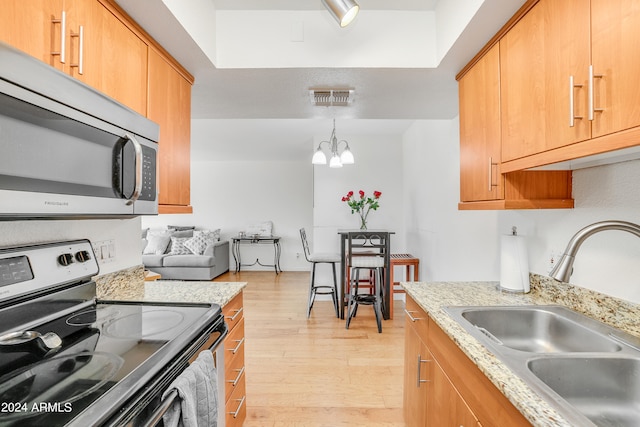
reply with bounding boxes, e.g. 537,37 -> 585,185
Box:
140,389 -> 179,427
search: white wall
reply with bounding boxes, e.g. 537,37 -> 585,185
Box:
215,10 -> 436,68
0,218 -> 143,275
142,159 -> 313,272
403,118 -> 640,304
311,134 -> 405,284
402,120 -> 500,282
500,160 -> 640,303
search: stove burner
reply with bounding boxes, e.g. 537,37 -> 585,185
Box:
0,351 -> 123,421
103,309 -> 186,339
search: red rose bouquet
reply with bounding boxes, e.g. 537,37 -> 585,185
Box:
341,190 -> 382,229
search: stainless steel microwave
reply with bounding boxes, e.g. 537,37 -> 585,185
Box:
0,42 -> 159,218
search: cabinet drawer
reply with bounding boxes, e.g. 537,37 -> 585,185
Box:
224,317 -> 245,355
405,296 -> 429,339
225,372 -> 246,427
225,340 -> 245,401
223,293 -> 244,332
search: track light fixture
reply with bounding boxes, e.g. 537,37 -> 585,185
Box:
322,0 -> 360,28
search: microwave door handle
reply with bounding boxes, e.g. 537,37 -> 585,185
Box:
124,134 -> 142,206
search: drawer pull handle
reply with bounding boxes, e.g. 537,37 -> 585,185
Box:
569,75 -> 584,127
70,25 -> 84,75
588,65 -> 604,121
404,309 -> 423,322
51,11 -> 66,63
488,157 -> 498,192
226,307 -> 244,321
228,337 -> 245,354
228,395 -> 246,418
417,354 -> 430,387
227,366 -> 245,386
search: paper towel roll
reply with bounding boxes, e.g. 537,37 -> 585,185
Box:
500,234 -> 530,293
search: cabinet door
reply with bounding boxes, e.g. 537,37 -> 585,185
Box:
500,0 -> 590,161
459,44 -> 502,202
404,317 -> 429,427
148,49 -> 192,211
429,356 -> 479,427
500,3 -> 544,161
0,0 -> 65,70
542,0 -> 591,149
65,0 -> 147,115
591,0 -> 640,138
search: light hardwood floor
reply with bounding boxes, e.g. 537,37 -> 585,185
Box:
214,271 -> 407,427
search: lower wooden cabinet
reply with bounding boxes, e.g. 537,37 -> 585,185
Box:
430,354 -> 480,427
223,292 -> 247,426
404,319 -> 428,426
404,295 -> 530,427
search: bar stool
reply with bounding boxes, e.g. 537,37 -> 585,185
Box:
389,254 -> 419,319
299,228 -> 340,318
345,231 -> 389,333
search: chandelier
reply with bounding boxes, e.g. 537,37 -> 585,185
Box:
312,119 -> 355,168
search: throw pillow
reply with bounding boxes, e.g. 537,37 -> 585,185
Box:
168,237 -> 192,255
167,225 -> 196,231
184,229 -> 219,255
143,235 -> 170,255
183,236 -> 206,255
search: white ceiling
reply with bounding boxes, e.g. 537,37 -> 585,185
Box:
214,0 -> 439,10
115,0 -> 525,161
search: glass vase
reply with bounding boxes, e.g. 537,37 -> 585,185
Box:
359,216 -> 367,230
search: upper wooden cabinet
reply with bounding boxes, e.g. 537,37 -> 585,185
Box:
459,0 -> 640,208
458,41 -> 573,210
500,0 -> 591,162
495,0 -> 640,172
459,44 -> 503,203
590,0 -> 640,139
1,0 -> 195,214
148,49 -> 193,213
65,0 -> 148,115
0,0 -> 65,70
0,0 -> 147,115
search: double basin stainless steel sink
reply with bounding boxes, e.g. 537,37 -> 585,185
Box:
444,305 -> 640,427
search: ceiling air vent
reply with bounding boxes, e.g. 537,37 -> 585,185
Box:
309,89 -> 354,106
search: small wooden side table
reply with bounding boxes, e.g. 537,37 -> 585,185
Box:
389,254 -> 419,319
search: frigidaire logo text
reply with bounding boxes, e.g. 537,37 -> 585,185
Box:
44,201 -> 69,206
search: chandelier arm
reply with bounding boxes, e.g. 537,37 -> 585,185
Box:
316,140 -> 331,150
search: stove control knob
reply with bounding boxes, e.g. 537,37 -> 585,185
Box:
75,250 -> 91,263
58,253 -> 74,266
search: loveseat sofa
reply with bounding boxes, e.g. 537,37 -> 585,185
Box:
142,227 -> 229,281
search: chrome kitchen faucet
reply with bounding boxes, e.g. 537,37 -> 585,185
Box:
550,220 -> 640,282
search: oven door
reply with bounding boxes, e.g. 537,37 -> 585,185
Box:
102,315 -> 228,427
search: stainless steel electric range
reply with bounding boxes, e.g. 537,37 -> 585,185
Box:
0,240 -> 227,426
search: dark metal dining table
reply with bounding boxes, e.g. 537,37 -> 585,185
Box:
337,229 -> 394,320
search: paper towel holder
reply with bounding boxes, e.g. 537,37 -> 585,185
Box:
497,226 -> 531,294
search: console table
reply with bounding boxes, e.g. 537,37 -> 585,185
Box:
232,235 -> 282,274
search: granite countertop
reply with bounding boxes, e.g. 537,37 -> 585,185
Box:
402,276 -> 640,427
95,265 -> 246,308
139,280 -> 245,307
